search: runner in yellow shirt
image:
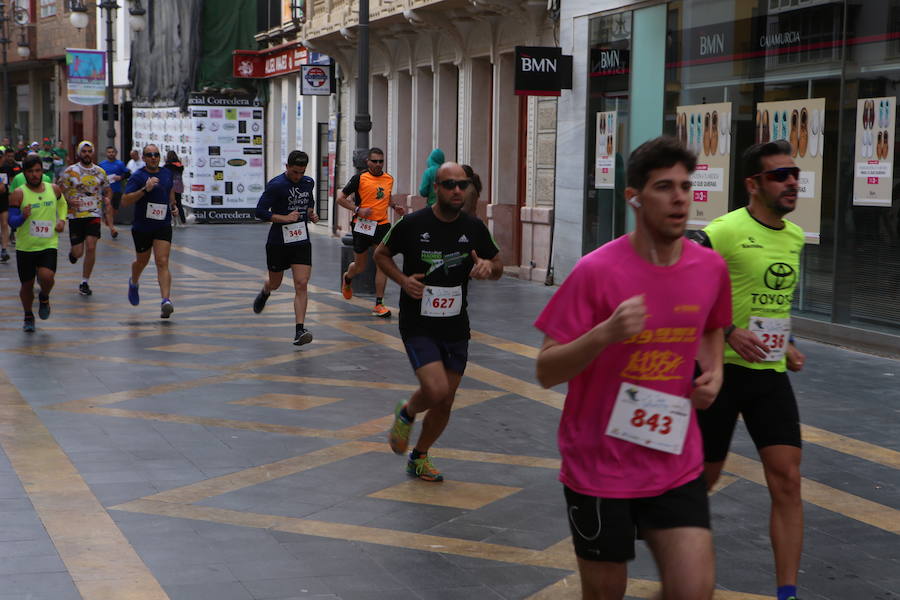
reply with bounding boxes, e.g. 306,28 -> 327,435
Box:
8,156 -> 68,332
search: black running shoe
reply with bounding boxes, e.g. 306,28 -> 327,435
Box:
69,252 -> 77,264
38,301 -> 51,320
293,327 -> 313,346
253,290 -> 270,314
23,318 -> 35,332
79,282 -> 92,296
0,248 -> 9,263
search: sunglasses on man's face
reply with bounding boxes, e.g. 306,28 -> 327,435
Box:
438,179 -> 472,191
368,158 -> 384,164
144,152 -> 160,158
755,166 -> 799,182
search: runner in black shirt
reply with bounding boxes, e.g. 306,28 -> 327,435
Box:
0,148 -> 20,262
252,150 -> 319,345
376,162 -> 502,481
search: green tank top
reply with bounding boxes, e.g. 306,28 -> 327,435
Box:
704,207 -> 804,372
16,183 -> 67,252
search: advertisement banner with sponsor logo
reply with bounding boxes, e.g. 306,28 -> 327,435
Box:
754,98 -> 825,244
594,112 -> 617,189
853,97 -> 895,207
65,49 -> 107,106
133,93 -> 265,223
676,102 -> 731,227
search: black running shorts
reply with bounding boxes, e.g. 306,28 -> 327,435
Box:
352,222 -> 390,254
266,243 -> 311,271
132,227 -> 173,254
563,476 -> 710,562
68,217 -> 101,245
697,363 -> 801,463
16,248 -> 57,283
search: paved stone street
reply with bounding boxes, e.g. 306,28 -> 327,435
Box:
0,223 -> 897,600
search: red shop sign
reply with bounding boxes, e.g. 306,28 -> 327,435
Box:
233,42 -> 308,79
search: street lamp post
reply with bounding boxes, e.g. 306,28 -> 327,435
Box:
69,0 -> 145,150
353,0 -> 370,170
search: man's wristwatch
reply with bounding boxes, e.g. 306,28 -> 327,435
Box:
724,324 -> 736,340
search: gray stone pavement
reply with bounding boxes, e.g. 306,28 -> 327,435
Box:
0,223 -> 896,600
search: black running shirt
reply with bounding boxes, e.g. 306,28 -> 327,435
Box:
382,207 -> 499,341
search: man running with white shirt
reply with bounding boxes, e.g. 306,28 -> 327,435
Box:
59,140 -> 112,296
534,136 -> 732,600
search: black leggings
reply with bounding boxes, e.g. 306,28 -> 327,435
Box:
174,193 -> 186,223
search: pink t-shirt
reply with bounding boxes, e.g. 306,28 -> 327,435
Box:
534,235 -> 732,499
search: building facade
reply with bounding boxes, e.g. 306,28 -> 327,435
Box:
556,0 -> 900,349
289,0 -> 559,280
0,0 -> 100,157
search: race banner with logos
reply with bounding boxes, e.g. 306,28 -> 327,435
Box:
755,98 -> 826,244
853,97 -> 895,207
65,49 -> 106,106
677,102 -> 732,227
133,93 -> 266,223
594,112 -> 617,189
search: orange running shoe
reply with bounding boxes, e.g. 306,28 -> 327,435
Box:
372,303 -> 391,318
341,273 -> 353,300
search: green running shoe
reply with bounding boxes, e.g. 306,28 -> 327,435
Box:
407,454 -> 443,482
388,401 -> 412,455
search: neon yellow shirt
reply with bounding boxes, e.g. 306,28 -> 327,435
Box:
15,183 -> 68,252
704,207 -> 804,372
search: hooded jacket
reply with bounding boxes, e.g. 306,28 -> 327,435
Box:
418,148 -> 445,206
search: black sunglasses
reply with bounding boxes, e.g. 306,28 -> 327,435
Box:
754,166 -> 799,182
368,158 -> 384,164
143,152 -> 160,158
438,179 -> 472,191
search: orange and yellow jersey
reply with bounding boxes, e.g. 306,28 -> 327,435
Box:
342,171 -> 394,225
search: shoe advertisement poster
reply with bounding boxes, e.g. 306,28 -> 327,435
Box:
853,97 -> 895,207
594,112 -> 617,189
754,98 -> 826,244
675,102 -> 732,227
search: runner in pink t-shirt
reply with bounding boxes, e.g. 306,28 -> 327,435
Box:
535,136 -> 732,600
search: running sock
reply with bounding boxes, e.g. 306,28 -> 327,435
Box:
38,293 -> 49,303
24,311 -> 34,319
344,275 -> 352,284
777,585 -> 798,600
295,323 -> 305,333
82,279 -> 88,285
410,448 -> 424,460
399,405 -> 413,423
375,297 -> 383,305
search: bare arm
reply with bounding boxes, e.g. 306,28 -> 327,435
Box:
536,295 -> 647,388
336,189 -> 357,212
691,328 -> 724,409
121,187 -> 144,207
374,243 -> 426,299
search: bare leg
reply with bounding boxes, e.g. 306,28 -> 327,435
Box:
70,241 -> 85,261
576,558 -> 628,600
702,460 -> 726,490
19,278 -> 35,314
1,211 -> 9,249
290,264 -> 311,324
263,269 -> 284,294
36,267 -> 55,297
152,239 -> 172,299
82,235 -> 98,279
345,250 -> 369,279
407,365 -> 463,455
375,265 -> 387,298
643,526 -> 714,600
760,444 -> 803,588
131,249 -> 151,285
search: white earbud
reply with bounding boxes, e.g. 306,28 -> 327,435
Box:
629,196 -> 642,208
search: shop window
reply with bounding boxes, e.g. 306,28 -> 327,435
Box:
583,10 -> 632,254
